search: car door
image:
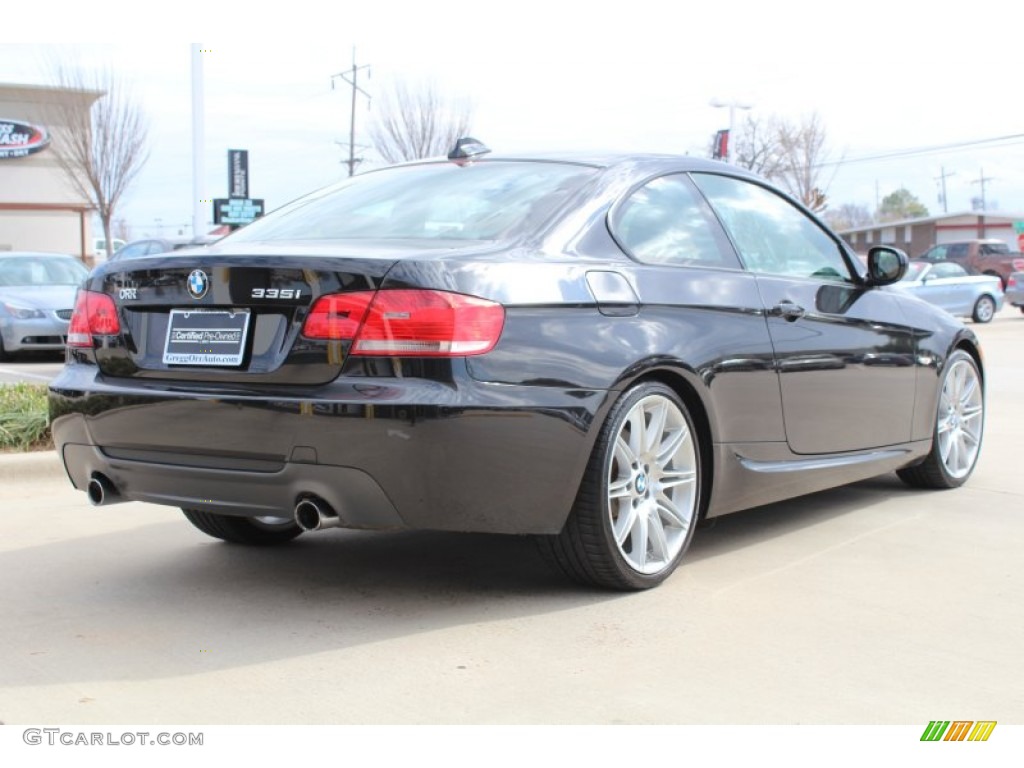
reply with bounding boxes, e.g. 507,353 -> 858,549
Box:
691,173 -> 917,455
925,262 -> 973,315
608,173 -> 785,445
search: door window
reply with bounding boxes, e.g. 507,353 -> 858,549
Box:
692,174 -> 852,283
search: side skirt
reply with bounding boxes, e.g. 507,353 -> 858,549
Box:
707,440 -> 932,518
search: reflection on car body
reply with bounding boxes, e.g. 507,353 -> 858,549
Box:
49,147 -> 987,590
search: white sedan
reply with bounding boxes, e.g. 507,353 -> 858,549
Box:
895,260 -> 1004,323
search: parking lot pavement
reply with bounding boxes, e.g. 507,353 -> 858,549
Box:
0,312 -> 1021,725
0,354 -> 65,385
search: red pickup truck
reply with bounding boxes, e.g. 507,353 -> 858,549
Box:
918,239 -> 1024,288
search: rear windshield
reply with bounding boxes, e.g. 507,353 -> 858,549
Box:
229,160 -> 598,243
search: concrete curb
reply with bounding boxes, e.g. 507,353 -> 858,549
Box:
0,449 -> 68,483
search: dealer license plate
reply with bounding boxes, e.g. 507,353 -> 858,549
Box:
162,309 -> 251,366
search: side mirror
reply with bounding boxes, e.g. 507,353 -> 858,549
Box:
865,246 -> 908,286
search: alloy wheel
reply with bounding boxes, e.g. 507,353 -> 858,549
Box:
606,394 -> 698,575
937,358 -> 984,479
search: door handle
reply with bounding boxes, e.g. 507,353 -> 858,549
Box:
771,300 -> 806,321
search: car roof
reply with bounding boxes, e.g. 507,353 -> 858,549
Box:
386,152 -> 760,178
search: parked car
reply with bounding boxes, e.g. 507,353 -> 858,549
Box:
1004,272 -> 1024,313
110,235 -> 221,261
895,260 -> 1004,323
49,147 -> 986,590
0,251 -> 89,360
917,239 -> 1024,288
92,237 -> 127,262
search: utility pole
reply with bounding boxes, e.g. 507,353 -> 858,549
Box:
971,168 -> 995,211
331,48 -> 371,177
935,166 -> 956,213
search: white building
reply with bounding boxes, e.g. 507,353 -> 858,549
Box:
0,83 -> 100,260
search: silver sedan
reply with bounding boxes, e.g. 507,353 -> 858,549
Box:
894,260 -> 1004,323
0,252 -> 89,359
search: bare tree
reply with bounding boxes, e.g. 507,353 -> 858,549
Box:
823,203 -> 873,232
43,60 -> 149,262
708,113 -> 838,212
731,114 -> 786,179
771,112 -> 837,213
368,79 -> 473,164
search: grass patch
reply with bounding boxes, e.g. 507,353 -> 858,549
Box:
0,383 -> 52,452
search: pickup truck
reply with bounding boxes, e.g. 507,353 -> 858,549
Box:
918,239 -> 1024,288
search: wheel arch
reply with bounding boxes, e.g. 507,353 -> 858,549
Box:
954,336 -> 985,386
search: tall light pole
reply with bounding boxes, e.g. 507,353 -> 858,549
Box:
710,98 -> 753,165
191,44 -> 206,237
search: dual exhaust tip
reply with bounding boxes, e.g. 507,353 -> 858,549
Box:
87,473 -> 341,532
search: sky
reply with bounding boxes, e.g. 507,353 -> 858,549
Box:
4,0 -> 1024,240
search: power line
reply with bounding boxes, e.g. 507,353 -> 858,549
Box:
815,132 -> 1024,169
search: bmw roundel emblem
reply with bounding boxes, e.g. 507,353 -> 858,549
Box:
187,269 -> 209,299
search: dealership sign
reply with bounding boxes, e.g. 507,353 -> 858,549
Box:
0,118 -> 50,159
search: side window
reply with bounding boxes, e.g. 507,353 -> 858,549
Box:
946,244 -> 968,259
611,174 -> 740,269
691,174 -> 852,282
923,246 -> 946,261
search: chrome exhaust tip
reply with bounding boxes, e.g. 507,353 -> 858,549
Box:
87,473 -> 120,506
294,497 -> 341,532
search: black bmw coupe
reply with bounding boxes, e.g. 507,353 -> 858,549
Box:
49,144 -> 986,590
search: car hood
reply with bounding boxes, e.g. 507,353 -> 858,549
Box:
0,284 -> 80,311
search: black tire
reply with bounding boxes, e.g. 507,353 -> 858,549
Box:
182,509 -> 303,545
897,350 -> 984,489
0,336 -> 10,362
972,295 -> 996,323
537,382 -> 702,590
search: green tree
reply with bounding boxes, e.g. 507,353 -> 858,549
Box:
877,188 -> 929,222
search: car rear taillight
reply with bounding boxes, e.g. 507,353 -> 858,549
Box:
302,292 -> 374,340
1008,275 -> 1019,289
67,290 -> 121,347
302,289 -> 505,356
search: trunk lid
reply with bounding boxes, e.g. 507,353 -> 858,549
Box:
90,246 -> 402,385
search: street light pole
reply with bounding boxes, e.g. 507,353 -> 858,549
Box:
709,98 -> 753,165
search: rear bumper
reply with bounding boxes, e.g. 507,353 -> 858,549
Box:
50,364 -> 606,534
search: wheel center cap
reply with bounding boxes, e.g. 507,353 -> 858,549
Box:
635,473 -> 648,494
